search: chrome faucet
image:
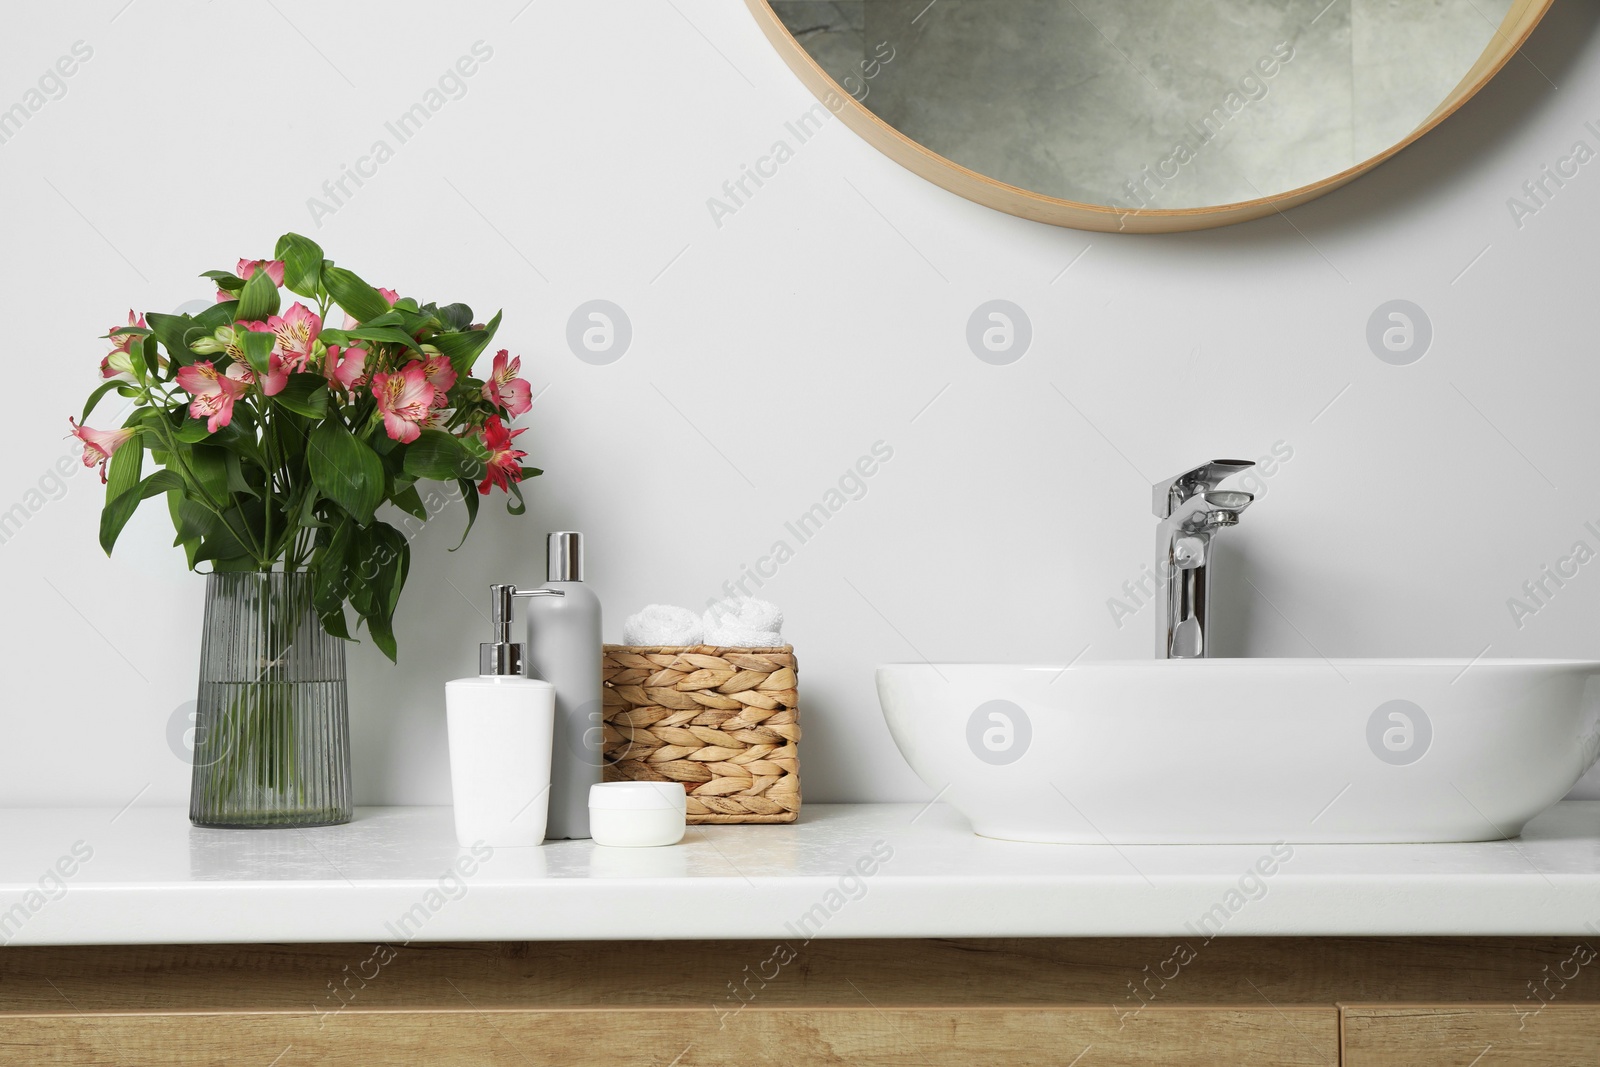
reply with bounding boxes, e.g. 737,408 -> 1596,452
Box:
1153,461 -> 1256,659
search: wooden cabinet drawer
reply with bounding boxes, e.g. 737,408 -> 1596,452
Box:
1345,1006 -> 1600,1066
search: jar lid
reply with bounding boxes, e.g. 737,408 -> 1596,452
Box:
589,782 -> 687,812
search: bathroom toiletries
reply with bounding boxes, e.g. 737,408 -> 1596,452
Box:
525,531 -> 604,840
589,782 -> 687,847
445,584 -> 563,848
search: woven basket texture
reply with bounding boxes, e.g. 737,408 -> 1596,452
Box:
601,644 -> 800,824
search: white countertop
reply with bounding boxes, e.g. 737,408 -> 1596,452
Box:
3,802 -> 1599,946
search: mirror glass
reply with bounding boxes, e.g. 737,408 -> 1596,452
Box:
768,1 -> 1514,211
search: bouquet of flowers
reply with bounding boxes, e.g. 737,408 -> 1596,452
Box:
71,232 -> 537,660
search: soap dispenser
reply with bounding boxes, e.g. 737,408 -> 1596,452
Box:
525,531 -> 604,840
445,584 -> 564,848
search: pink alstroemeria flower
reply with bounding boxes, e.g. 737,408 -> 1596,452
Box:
327,345 -> 369,393
422,353 -> 457,408
478,416 -> 527,496
268,302 -> 321,373
238,259 -> 285,285
68,418 -> 137,483
481,350 -> 532,417
372,362 -> 434,443
219,259 -> 286,302
226,321 -> 288,396
101,310 -> 148,377
176,361 -> 253,433
108,310 -> 146,354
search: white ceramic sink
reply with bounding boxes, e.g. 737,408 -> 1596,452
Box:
877,660 -> 1600,844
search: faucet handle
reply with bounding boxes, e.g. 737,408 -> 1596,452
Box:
1153,459 -> 1255,518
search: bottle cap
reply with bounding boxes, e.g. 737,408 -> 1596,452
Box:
548,531 -> 584,582
480,583 -> 565,676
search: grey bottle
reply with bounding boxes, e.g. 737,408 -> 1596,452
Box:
524,531 -> 603,839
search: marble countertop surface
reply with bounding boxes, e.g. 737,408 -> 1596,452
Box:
3,802 -> 1599,945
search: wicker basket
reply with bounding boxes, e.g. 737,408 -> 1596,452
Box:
600,644 -> 800,824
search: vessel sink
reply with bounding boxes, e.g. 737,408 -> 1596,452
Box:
877,660 -> 1600,844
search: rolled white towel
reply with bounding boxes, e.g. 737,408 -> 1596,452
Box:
703,597 -> 784,647
622,604 -> 704,647
705,596 -> 783,633
705,627 -> 784,649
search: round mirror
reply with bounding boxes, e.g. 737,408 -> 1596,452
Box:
748,0 -> 1552,231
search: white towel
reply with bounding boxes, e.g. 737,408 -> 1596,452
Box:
705,626 -> 784,649
704,597 -> 784,647
622,604 -> 704,647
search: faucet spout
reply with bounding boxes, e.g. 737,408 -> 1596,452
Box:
1154,462 -> 1256,659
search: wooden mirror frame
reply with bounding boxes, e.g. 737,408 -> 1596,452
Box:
745,0 -> 1555,233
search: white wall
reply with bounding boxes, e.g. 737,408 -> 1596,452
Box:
3,0 -> 1599,808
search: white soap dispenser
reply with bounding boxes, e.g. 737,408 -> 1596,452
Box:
525,531 -> 604,840
445,583 -> 564,848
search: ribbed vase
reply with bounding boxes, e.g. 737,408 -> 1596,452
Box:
189,572 -> 353,828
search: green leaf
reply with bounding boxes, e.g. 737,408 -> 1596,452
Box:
239,328 -> 275,377
223,451 -> 258,498
100,469 -> 182,555
435,302 -> 473,332
209,419 -> 268,471
352,310 -> 406,329
293,489 -> 324,529
505,478 -> 527,516
80,379 -> 131,424
168,490 -> 214,541
103,434 -> 144,509
401,428 -> 482,482
435,310 -> 501,375
366,614 -> 398,662
390,484 -> 428,521
319,607 -> 352,641
140,334 -> 161,379
324,266 -> 391,324
308,420 -> 384,525
188,444 -> 230,504
311,518 -> 354,640
273,233 -> 325,297
194,501 -> 262,564
173,414 -> 215,443
365,524 -> 409,614
192,301 -> 236,333
350,523 -> 407,663
167,491 -> 205,568
451,478 -> 480,551
201,270 -> 244,292
272,374 -> 330,419
276,419 -> 308,471
235,266 -> 281,321
344,325 -> 422,356
145,312 -> 203,369
312,520 -> 353,606
207,555 -> 262,573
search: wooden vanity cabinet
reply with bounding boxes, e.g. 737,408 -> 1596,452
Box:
3,938 -> 1596,1065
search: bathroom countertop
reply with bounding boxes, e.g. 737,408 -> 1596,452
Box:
4,801 -> 1600,946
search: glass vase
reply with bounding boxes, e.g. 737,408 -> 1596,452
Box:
189,571 -> 353,828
